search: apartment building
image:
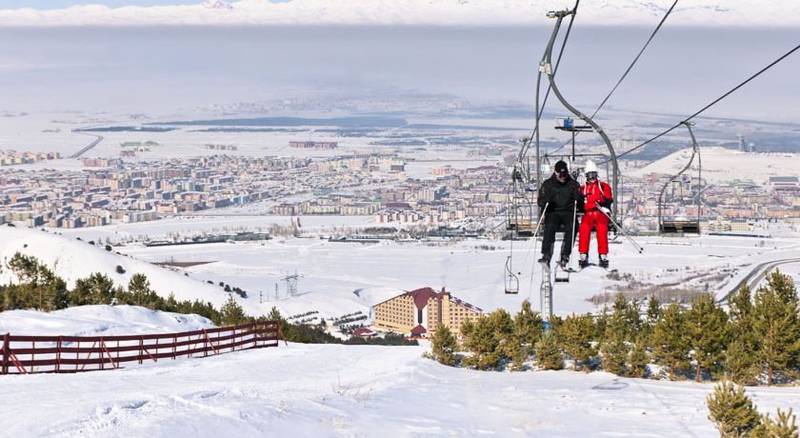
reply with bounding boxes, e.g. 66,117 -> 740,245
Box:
372,287 -> 483,338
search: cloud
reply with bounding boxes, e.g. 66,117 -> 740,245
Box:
0,0 -> 797,27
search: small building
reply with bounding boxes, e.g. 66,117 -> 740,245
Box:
768,176 -> 799,192
352,327 -> 377,338
372,287 -> 483,338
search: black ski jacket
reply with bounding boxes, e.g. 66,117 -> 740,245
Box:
537,173 -> 583,214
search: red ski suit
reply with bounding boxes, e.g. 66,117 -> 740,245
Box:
579,180 -> 613,255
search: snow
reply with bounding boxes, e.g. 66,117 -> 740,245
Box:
0,0 -> 798,27
632,147 -> 800,184
1,342 -> 799,437
0,226 -> 262,315
0,305 -> 213,337
5,223 -> 800,321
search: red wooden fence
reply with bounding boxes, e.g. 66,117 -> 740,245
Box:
0,321 -> 282,375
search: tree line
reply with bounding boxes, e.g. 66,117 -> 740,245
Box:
0,253 -> 245,326
431,270 -> 800,386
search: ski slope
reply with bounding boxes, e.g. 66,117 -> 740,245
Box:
0,305 -> 213,337
2,342 -> 799,437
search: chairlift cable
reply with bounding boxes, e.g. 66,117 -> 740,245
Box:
613,41 -> 800,160
549,0 -> 678,156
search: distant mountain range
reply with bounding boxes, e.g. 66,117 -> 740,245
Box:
0,0 -> 797,27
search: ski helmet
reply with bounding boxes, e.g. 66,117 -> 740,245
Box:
584,160 -> 598,173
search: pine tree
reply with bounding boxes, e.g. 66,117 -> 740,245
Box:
267,306 -> 283,322
651,304 -> 690,380
753,272 -> 800,385
536,330 -> 563,370
509,300 -> 544,370
430,324 -> 459,366
558,314 -> 596,371
707,381 -> 761,438
727,286 -> 759,385
601,294 -> 630,376
71,273 -> 116,306
164,293 -> 179,312
764,271 -> 800,373
600,335 -> 628,376
688,293 -> 730,382
220,294 -> 247,326
628,336 -> 649,378
642,296 -> 662,345
461,309 -> 514,370
755,409 -> 799,438
726,337 -> 760,386
128,273 -> 155,308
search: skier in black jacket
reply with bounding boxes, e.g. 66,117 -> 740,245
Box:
537,160 -> 583,267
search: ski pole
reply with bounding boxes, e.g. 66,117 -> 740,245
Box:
527,202 -> 549,300
599,209 -> 644,254
530,202 -> 549,257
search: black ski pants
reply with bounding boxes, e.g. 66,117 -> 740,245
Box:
540,209 -> 576,262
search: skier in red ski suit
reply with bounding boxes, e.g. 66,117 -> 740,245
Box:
578,160 -> 613,268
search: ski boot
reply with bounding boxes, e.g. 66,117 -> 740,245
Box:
558,256 -> 570,270
578,253 -> 589,269
537,256 -> 550,267
599,254 -> 609,269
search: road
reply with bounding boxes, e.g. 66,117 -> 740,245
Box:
718,257 -> 800,303
70,133 -> 104,158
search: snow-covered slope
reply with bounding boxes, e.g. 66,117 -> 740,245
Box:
2,343 -> 799,437
0,226 -> 259,314
0,0 -> 797,27
0,305 -> 213,337
631,147 -> 800,184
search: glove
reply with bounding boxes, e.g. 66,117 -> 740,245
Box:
598,206 -> 610,215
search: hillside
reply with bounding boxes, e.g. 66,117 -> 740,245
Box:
0,226 -> 261,315
631,146 -> 800,184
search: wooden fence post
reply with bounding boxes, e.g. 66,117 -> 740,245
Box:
138,336 -> 144,365
56,336 -> 62,373
203,329 -> 208,357
2,333 -> 9,375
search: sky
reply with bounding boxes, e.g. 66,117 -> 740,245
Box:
0,0 -> 199,7
0,25 -> 797,123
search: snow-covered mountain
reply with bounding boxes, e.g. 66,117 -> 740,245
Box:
0,226 -> 260,315
0,0 -> 797,27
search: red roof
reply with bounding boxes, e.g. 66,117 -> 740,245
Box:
353,327 -> 376,337
409,287 -> 438,310
410,325 -> 427,336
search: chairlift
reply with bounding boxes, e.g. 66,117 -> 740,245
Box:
658,122 -> 703,236
504,256 -> 519,294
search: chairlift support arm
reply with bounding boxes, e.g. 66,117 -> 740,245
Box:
540,8 -> 620,220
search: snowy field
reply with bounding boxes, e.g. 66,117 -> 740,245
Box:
1,342 -> 799,437
632,147 -> 800,184
5,222 -> 800,322
0,305 -> 213,337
